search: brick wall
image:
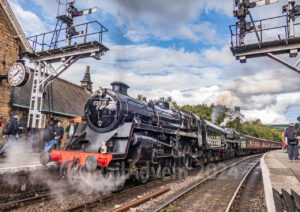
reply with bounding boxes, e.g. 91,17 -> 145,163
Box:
0,7 -> 20,126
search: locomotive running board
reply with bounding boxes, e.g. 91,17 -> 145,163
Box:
49,150 -> 113,167
134,123 -> 199,138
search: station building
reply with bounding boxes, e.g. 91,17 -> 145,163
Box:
0,0 -> 93,145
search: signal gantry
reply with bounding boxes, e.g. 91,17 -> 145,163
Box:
8,0 -> 109,129
230,0 -> 300,74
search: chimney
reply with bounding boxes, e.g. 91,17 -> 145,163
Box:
111,81 -> 129,95
81,66 -> 93,92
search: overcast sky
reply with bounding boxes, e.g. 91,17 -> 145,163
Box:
9,0 -> 300,124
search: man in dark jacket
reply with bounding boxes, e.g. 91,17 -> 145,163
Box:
285,123 -> 299,162
54,121 -> 64,149
0,112 -> 20,154
44,119 -> 56,153
18,119 -> 25,139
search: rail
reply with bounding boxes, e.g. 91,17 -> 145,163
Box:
0,188 -> 74,211
153,154 -> 262,212
111,187 -> 170,212
64,177 -> 172,212
225,160 -> 260,212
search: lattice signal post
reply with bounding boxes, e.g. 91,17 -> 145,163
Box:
25,1 -> 109,128
230,0 -> 300,74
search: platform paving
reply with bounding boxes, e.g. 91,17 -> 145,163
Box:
261,150 -> 300,211
0,152 -> 56,175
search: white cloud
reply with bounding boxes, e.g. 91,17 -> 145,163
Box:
74,0 -> 223,43
9,1 -> 47,36
242,92 -> 300,124
227,70 -> 300,97
57,42 -> 300,124
203,46 -> 235,66
202,0 -> 233,17
14,0 -> 299,124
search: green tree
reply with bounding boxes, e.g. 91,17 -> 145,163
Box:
137,94 -> 147,102
226,117 -> 242,132
181,104 -> 213,121
171,101 -> 180,109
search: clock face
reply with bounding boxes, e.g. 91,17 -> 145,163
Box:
8,63 -> 27,87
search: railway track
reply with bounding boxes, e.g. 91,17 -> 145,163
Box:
0,187 -> 74,211
65,155 -> 262,212
64,177 -> 173,212
225,160 -> 260,212
0,155 -> 263,211
153,155 -> 262,212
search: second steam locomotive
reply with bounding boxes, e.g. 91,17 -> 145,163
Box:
41,82 -> 280,182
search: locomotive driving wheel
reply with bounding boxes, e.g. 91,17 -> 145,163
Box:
59,158 -> 84,184
137,167 -> 150,184
171,159 -> 178,175
183,155 -> 192,170
59,160 -> 72,179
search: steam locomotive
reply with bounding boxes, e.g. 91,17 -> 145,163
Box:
40,82 -> 280,182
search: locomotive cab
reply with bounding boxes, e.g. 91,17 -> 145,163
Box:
155,101 -> 170,110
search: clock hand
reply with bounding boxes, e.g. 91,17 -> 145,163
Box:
13,70 -> 20,77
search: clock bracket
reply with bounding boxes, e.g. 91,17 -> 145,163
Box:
0,74 -> 7,83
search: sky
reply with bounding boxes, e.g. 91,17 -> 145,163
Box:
8,0 -> 300,124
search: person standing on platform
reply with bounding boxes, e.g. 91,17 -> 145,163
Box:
54,121 -> 64,149
18,119 -> 25,140
43,119 -> 56,153
66,120 -> 76,140
285,123 -> 299,162
296,128 -> 300,160
0,112 -> 20,155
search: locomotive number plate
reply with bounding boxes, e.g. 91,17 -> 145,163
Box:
93,99 -> 109,110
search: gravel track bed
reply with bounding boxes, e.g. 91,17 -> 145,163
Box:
8,155 -> 259,211
162,157 -> 260,212
12,191 -> 102,212
236,165 -> 267,212
133,156 -> 259,211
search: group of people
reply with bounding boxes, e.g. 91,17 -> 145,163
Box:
0,112 -> 24,155
284,123 -> 300,162
43,119 -> 76,153
0,112 -> 77,155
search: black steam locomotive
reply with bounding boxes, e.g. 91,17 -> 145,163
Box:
41,82 -> 280,182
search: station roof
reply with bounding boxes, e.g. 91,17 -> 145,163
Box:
0,0 -> 33,54
12,72 -> 91,117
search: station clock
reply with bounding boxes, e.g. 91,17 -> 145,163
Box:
8,62 -> 30,87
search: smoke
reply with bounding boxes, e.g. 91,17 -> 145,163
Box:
216,92 -> 241,108
211,106 -> 225,124
71,171 -> 128,195
0,132 -> 67,193
1,135 -> 38,166
220,107 -> 244,127
220,116 -> 231,127
0,132 -> 128,196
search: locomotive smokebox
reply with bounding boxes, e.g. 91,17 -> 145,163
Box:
111,81 -> 129,95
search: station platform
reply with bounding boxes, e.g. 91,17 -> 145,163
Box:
0,152 -> 56,175
261,150 -> 300,211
